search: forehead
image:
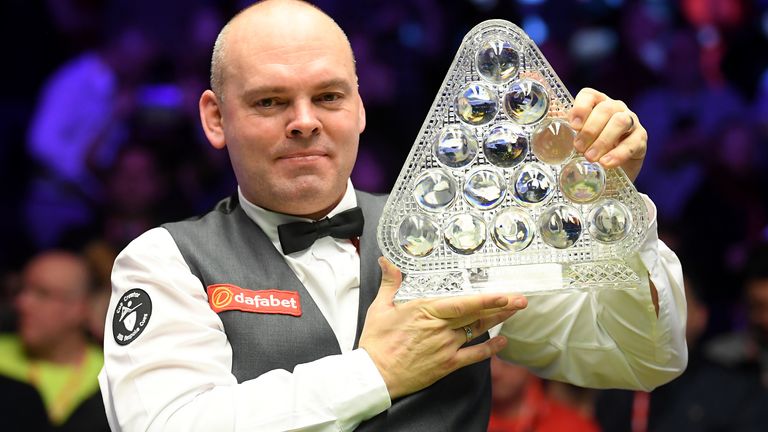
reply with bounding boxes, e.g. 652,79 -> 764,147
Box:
224,10 -> 355,93
24,256 -> 87,292
246,41 -> 352,78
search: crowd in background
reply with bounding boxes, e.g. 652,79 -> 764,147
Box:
1,0 -> 767,430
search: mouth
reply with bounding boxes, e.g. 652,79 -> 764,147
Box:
277,150 -> 329,162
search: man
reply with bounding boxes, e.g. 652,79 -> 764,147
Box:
0,251 -> 109,431
488,357 -> 599,432
99,1 -> 686,430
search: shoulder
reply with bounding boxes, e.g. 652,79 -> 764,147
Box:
0,334 -> 23,356
0,333 -> 21,348
115,194 -> 239,258
355,189 -> 389,200
354,190 -> 389,233
117,227 -> 179,261
85,342 -> 104,370
112,227 -> 196,289
355,189 -> 388,210
0,335 -> 27,380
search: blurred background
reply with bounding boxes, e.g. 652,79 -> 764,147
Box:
0,0 -> 767,430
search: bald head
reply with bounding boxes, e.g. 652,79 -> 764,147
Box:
210,0 -> 356,99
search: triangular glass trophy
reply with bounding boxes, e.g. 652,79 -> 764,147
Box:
376,19 -> 650,301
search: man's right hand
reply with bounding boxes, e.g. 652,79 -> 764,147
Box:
358,257 -> 528,400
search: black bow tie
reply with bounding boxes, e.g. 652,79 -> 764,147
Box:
277,207 -> 364,255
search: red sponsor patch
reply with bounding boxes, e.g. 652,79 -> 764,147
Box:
206,284 -> 302,317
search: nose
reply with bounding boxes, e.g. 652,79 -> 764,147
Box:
286,99 -> 321,138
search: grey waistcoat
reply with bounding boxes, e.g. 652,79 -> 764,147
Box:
163,190 -> 491,431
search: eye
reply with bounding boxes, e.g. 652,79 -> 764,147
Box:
318,93 -> 342,103
256,98 -> 276,108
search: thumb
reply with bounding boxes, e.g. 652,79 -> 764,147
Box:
375,256 -> 402,303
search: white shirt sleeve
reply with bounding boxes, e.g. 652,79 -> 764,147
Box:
99,228 -> 391,432
495,195 -> 687,391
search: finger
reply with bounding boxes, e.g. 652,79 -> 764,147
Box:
598,125 -> 648,171
569,88 -> 606,132
449,335 -> 509,371
455,309 -> 518,345
446,297 -> 527,329
473,309 -> 518,334
456,324 -> 475,345
373,257 -> 402,305
426,293 -> 526,320
573,99 -> 628,154
583,110 -> 635,163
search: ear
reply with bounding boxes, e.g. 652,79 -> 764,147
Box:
357,93 -> 366,134
199,90 -> 226,149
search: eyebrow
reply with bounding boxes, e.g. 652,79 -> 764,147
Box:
314,78 -> 353,93
242,78 -> 353,100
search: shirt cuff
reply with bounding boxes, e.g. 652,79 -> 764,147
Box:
233,348 -> 391,431
331,348 -> 392,428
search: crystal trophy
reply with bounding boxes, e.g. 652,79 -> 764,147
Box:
376,20 -> 650,301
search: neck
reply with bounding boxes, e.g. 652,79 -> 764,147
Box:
241,185 -> 347,221
300,197 -> 342,220
28,333 -> 87,365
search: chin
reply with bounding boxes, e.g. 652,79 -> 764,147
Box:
288,175 -> 343,196
282,187 -> 343,217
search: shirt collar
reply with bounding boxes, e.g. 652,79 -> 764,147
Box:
238,179 -> 358,252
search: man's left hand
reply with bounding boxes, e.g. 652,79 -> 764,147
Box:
569,88 -> 647,182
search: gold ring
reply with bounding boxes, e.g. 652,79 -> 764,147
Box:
463,325 -> 473,343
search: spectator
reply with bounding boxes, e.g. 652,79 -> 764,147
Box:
0,251 -> 109,431
24,24 -> 156,248
489,356 -> 599,432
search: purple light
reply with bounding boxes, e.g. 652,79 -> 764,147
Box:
522,15 -> 548,44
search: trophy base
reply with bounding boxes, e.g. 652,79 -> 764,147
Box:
394,260 -> 643,303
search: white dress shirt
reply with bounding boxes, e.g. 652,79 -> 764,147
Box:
238,180 -> 360,352
99,185 -> 686,431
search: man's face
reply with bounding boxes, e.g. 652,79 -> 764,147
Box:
208,17 -> 365,218
15,255 -> 88,352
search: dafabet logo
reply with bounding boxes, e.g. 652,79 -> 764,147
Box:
210,285 -> 234,309
206,284 -> 302,317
